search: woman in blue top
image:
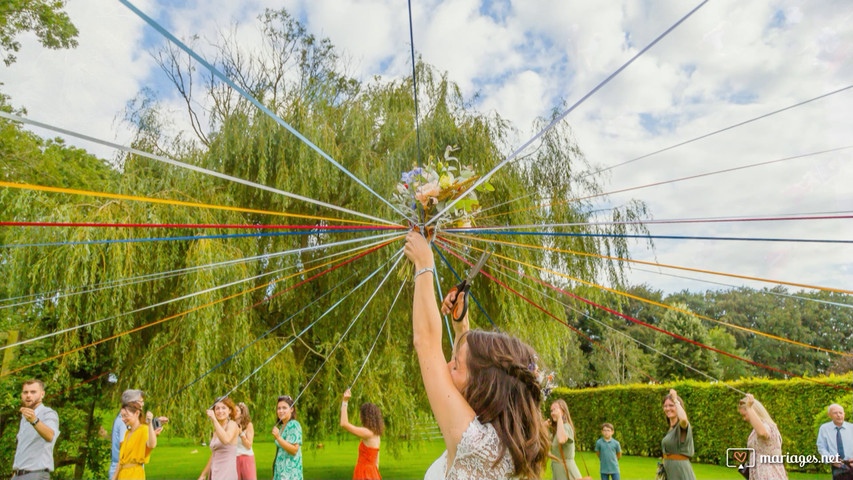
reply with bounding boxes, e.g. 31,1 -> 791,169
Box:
272,395 -> 302,480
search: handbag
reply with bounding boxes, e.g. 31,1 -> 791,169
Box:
655,461 -> 667,480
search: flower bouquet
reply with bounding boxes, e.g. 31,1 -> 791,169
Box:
392,145 -> 495,232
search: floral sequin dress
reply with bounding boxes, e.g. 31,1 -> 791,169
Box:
747,422 -> 788,480
423,417 -> 513,480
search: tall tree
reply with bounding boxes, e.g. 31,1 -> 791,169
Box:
0,0 -> 79,66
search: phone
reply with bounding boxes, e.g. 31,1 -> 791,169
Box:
152,417 -> 161,430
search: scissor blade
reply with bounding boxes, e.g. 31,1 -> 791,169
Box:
466,251 -> 492,283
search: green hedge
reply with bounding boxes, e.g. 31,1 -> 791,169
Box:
550,374 -> 852,472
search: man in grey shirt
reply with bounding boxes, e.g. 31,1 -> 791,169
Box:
13,379 -> 59,480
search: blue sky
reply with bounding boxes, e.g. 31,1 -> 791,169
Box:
3,0 -> 852,295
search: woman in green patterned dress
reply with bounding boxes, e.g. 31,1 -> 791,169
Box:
661,389 -> 696,480
272,395 -> 302,480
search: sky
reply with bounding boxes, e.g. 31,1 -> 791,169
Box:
3,0 -> 852,295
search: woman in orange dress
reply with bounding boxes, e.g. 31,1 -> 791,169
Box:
113,401 -> 157,479
340,389 -> 384,480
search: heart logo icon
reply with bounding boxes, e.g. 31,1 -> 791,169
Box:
733,451 -> 747,464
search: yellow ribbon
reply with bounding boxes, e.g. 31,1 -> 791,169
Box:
0,181 -> 389,226
442,234 -> 851,358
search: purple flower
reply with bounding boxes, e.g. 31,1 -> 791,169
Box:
401,167 -> 425,183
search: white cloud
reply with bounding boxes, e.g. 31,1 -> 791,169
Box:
2,0 -> 156,158
3,0 -> 851,295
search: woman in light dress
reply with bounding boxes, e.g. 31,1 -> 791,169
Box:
405,232 -> 550,480
739,393 -> 788,480
198,397 -> 240,480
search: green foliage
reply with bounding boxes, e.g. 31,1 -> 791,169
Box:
653,303 -> 726,380
0,0 -> 79,66
550,374 -> 852,473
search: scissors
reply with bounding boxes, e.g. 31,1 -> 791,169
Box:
447,250 -> 492,322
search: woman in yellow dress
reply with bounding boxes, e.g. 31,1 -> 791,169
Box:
113,400 -> 157,479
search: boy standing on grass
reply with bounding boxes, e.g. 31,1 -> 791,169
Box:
595,423 -> 622,480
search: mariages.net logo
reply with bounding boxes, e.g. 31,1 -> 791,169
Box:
726,448 -> 842,468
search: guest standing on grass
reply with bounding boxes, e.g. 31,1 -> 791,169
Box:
817,404 -> 853,480
738,393 -> 787,480
199,397 -> 240,480
661,389 -> 696,480
549,399 -> 582,480
340,388 -> 384,480
235,402 -> 257,480
272,395 -> 303,480
113,401 -> 157,480
110,389 -> 168,479
595,423 -> 621,480
12,379 -> 59,480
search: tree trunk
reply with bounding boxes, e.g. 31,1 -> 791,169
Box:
75,393 -> 99,479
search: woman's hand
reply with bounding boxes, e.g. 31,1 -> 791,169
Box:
146,411 -> 154,423
669,388 -> 678,401
272,426 -> 280,438
442,290 -> 469,335
206,409 -> 216,421
549,403 -> 561,422
404,231 -> 433,270
343,389 -> 352,402
745,393 -> 755,407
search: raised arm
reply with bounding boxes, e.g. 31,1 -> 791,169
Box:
405,232 -> 475,459
340,389 -> 374,439
207,410 -> 239,445
554,416 -> 569,444
670,389 -> 689,429
146,412 -> 157,449
742,394 -> 769,439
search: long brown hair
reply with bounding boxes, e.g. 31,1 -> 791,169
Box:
553,399 -> 575,434
461,330 -> 549,479
237,402 -> 252,431
360,403 -> 385,436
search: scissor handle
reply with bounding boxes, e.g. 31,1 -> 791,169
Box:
449,281 -> 470,322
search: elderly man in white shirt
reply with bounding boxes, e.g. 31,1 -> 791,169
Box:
12,379 -> 60,480
818,403 -> 853,480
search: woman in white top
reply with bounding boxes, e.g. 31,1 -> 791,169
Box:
235,402 -> 256,480
405,232 -> 550,480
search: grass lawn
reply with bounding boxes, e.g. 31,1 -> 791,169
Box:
140,439 -> 831,479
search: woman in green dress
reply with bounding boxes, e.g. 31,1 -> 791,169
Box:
272,395 -> 302,480
549,399 -> 583,480
661,389 -> 696,480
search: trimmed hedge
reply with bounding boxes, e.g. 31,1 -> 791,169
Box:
550,374 -> 852,472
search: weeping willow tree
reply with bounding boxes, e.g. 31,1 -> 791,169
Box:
0,7 -> 651,461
